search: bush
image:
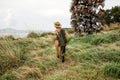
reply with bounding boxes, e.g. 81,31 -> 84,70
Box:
0,37 -> 3,40
104,63 -> 120,78
40,32 -> 54,37
105,6 -> 120,24
27,32 -> 40,38
4,35 -> 15,40
67,29 -> 74,34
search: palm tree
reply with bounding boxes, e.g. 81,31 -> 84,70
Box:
70,0 -> 105,36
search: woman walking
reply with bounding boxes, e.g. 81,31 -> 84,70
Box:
54,21 -> 67,63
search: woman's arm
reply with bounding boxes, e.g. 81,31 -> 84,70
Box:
55,30 -> 59,41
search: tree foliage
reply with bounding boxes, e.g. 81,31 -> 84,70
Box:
70,0 -> 105,36
105,6 -> 120,25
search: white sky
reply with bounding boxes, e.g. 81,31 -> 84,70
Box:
0,0 -> 120,31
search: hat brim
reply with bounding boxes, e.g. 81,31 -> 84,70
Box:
55,26 -> 61,28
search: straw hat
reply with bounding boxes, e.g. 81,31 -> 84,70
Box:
54,21 -> 61,28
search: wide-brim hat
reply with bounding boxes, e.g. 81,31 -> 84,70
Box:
54,21 -> 61,28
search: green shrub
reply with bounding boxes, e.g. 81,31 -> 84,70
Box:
27,32 -> 40,38
67,29 -> 74,34
104,63 -> 120,78
3,35 -> 15,40
40,32 -> 54,37
105,6 -> 120,24
0,37 -> 3,40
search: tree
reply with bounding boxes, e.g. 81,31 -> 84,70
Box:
70,0 -> 105,36
105,6 -> 120,25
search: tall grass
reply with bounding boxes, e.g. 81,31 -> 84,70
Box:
72,31 -> 120,45
0,39 -> 39,76
0,29 -> 120,79
79,48 -> 120,63
104,63 -> 120,78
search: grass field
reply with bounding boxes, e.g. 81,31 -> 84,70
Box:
0,29 -> 120,80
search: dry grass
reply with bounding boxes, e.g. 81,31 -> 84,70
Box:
102,23 -> 120,31
13,66 -> 41,80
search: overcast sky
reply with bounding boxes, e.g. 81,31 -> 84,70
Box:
0,0 -> 120,31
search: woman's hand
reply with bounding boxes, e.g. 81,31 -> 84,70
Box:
55,30 -> 59,35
